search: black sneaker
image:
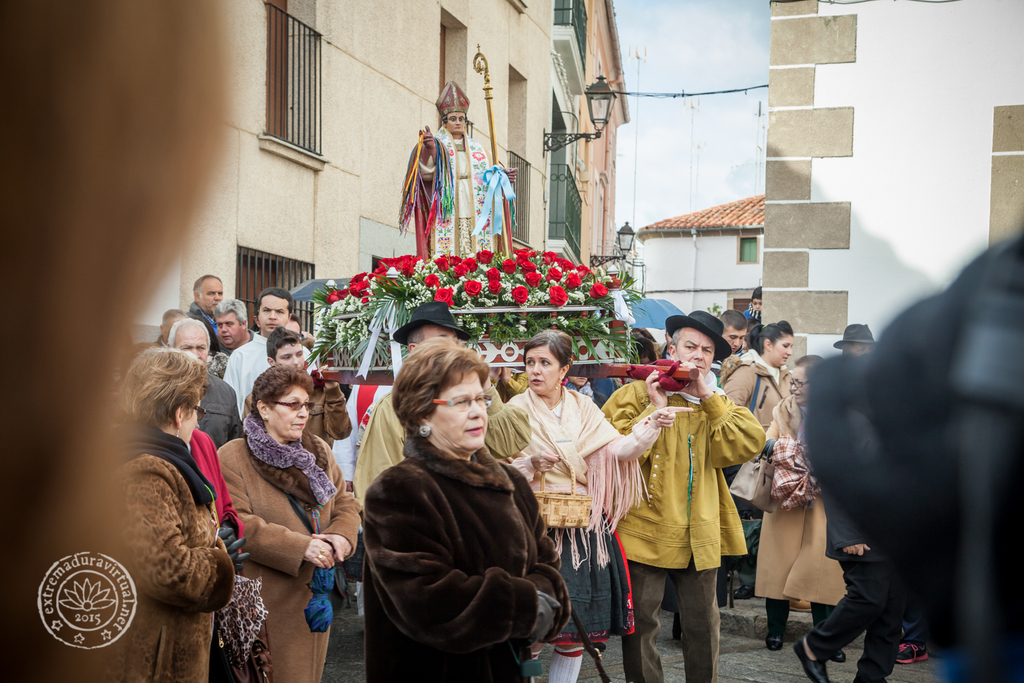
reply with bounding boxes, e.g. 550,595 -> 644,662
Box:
733,585 -> 755,600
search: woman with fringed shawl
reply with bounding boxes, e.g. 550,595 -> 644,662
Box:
508,330 -> 692,683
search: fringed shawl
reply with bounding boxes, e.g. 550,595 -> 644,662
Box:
509,388 -> 645,569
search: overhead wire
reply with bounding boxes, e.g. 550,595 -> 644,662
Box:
614,84 -> 767,99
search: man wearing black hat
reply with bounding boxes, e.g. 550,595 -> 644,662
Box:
603,311 -> 766,683
835,323 -> 875,357
352,301 -> 531,501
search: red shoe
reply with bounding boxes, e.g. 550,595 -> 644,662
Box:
896,642 -> 929,664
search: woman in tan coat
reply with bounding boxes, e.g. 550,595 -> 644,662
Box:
722,320 -> 795,429
220,365 -> 361,683
755,355 -> 847,657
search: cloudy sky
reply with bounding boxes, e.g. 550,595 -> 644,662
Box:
612,0 -> 770,230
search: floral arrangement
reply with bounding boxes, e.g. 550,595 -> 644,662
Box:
310,249 -> 641,368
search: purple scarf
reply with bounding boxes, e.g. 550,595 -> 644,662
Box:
243,414 -> 337,505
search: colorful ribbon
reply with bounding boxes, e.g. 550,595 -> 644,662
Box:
474,166 -> 515,236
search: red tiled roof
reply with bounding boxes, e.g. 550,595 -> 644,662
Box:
641,195 -> 764,231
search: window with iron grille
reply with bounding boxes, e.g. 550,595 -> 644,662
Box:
236,247 -> 316,333
507,151 -> 531,244
554,0 -> 588,71
266,3 -> 322,155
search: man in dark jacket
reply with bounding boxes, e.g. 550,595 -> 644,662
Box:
170,317 -> 243,448
188,273 -> 223,355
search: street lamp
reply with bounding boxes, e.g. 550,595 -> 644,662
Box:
544,76 -> 619,153
591,222 -> 637,268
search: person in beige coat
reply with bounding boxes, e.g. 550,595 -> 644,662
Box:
722,320 -> 795,429
755,355 -> 847,657
220,365 -> 361,683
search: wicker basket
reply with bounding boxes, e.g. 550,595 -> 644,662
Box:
535,455 -> 592,529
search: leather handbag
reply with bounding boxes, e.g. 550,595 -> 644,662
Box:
729,438 -> 779,513
212,576 -> 275,683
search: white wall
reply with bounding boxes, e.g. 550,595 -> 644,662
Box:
802,0 -> 1024,355
641,232 -> 762,313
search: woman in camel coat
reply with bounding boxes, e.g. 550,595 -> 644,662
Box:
722,321 -> 795,429
220,365 -> 361,683
755,356 -> 846,653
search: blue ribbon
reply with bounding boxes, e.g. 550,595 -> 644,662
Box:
474,166 -> 515,236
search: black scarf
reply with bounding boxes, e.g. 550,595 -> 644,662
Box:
124,425 -> 216,506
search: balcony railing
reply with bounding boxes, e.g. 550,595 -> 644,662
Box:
554,0 -> 587,72
266,4 -> 322,155
548,164 -> 582,261
507,151 -> 531,244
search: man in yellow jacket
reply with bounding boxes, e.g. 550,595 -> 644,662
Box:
602,311 -> 765,683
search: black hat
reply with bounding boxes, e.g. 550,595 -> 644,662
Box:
664,310 -> 732,361
833,323 -> 875,349
392,301 -> 470,345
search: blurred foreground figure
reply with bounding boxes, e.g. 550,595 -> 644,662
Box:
805,235 -> 1024,683
0,1 -> 224,679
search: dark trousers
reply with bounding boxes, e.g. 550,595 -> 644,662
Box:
901,590 -> 930,646
806,560 -> 907,683
765,597 -> 831,636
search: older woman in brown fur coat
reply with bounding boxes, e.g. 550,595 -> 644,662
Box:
114,349 -> 236,682
755,356 -> 847,654
363,339 -> 571,683
220,365 -> 361,683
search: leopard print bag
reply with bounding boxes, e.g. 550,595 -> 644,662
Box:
214,575 -> 273,681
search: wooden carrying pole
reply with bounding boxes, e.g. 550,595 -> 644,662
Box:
473,45 -> 515,256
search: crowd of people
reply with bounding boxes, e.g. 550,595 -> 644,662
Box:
111,279 -> 928,683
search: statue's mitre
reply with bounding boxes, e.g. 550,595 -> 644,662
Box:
436,81 -> 470,117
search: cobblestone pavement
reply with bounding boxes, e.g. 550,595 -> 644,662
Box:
322,602 -> 941,682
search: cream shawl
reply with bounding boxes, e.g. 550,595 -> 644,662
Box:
509,388 -> 645,568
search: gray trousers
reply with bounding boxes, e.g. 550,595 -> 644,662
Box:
622,559 -> 720,683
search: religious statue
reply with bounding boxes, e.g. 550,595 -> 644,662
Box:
399,80 -> 515,258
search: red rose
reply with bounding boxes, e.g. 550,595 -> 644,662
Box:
524,272 -> 542,288
488,279 -> 502,295
501,258 -> 516,274
464,280 -> 483,297
511,285 -> 530,305
463,258 -> 478,273
557,258 -> 575,271
542,251 -> 558,265
448,256 -> 462,268
423,274 -> 441,288
349,280 -> 370,294
326,289 -> 346,304
546,267 -> 562,283
350,272 -> 366,284
515,248 -> 531,257
476,250 -> 494,265
373,265 -> 386,275
434,287 -> 454,306
401,260 -> 417,278
453,263 -> 470,278
518,257 -> 537,273
577,264 -> 592,277
589,282 -> 609,298
549,285 -> 569,307
361,297 -> 369,303
434,256 -> 450,272
565,272 -> 583,289
486,267 -> 501,281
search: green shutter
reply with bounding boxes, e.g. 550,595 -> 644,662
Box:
739,237 -> 758,263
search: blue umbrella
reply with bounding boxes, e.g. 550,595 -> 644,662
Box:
631,298 -> 685,330
303,505 -> 334,632
291,278 -> 350,303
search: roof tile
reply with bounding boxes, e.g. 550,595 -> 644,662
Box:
641,195 -> 764,230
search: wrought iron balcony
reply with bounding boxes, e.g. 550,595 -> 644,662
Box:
265,4 -> 322,155
548,164 -> 582,261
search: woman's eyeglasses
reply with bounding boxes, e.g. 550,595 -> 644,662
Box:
195,405 -> 206,420
432,395 -> 493,411
276,400 -> 315,413
790,378 -> 808,390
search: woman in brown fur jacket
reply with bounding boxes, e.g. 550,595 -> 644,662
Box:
363,339 -> 571,683
113,349 -> 236,682
220,365 -> 361,683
